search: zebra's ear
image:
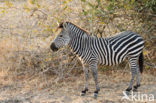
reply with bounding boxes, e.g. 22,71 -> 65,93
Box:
63,22 -> 69,31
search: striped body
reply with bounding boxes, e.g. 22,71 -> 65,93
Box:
69,28 -> 144,66
50,22 -> 145,98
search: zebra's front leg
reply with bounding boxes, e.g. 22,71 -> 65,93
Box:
90,63 -> 100,99
81,64 -> 89,96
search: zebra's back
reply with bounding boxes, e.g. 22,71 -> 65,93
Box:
92,31 -> 144,65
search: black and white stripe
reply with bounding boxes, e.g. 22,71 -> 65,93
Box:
50,22 -> 144,98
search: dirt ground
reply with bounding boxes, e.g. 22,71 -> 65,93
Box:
0,70 -> 155,103
0,0 -> 155,103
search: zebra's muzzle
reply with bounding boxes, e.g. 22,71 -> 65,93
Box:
50,43 -> 58,51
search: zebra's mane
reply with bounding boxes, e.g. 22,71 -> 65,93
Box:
57,21 -> 90,35
67,22 -> 89,35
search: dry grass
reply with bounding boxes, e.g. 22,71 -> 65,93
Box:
0,69 -> 156,103
0,0 -> 155,103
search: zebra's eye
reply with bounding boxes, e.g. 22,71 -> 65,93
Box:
60,35 -> 63,37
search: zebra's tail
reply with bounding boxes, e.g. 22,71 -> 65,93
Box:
139,52 -> 144,73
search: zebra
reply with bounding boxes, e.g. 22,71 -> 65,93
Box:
50,21 -> 144,98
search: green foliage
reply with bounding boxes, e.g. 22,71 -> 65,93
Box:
136,0 -> 156,13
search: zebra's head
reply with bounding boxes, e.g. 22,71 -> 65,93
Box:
50,22 -> 71,51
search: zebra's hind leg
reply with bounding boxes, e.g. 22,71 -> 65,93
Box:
81,64 -> 89,96
90,63 -> 100,99
126,58 -> 138,94
133,67 -> 140,92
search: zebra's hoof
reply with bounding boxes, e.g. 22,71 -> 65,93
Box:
125,88 -> 132,95
94,90 -> 99,99
81,89 -> 88,96
125,91 -> 130,95
133,84 -> 140,92
81,90 -> 88,96
133,84 -> 140,89
126,88 -> 132,92
81,92 -> 86,96
133,88 -> 138,92
94,93 -> 98,99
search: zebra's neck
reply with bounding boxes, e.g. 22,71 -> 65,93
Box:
68,23 -> 89,55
